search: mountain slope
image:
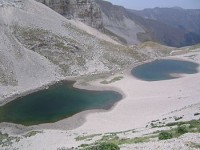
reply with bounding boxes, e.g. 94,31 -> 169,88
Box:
133,7 -> 200,35
34,0 -> 200,47
96,0 -> 200,47
132,7 -> 200,47
95,0 -> 144,45
0,0 -> 149,104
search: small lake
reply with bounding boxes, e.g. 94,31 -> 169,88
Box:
132,59 -> 199,81
0,81 -> 122,126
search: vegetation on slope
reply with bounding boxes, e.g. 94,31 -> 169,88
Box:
13,24 -> 146,76
76,119 -> 200,149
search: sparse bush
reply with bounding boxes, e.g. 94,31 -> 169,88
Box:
98,143 -> 120,150
176,126 -> 188,135
158,131 -> 172,140
86,142 -> 120,150
100,76 -> 123,84
24,131 -> 42,138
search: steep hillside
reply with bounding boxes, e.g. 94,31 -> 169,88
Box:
134,7 -> 200,35
96,0 -> 200,47
95,0 -> 144,45
0,0 -> 152,104
126,12 -> 192,47
132,7 -> 200,47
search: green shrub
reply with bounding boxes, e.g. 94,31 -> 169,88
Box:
98,143 -> 120,150
86,142 -> 120,150
158,131 -> 172,140
176,126 -> 188,135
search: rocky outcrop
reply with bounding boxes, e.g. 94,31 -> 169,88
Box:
36,0 -> 103,30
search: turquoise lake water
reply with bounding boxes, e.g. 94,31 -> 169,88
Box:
132,59 -> 199,81
0,81 -> 122,126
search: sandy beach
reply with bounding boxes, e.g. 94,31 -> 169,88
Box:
73,53 -> 200,134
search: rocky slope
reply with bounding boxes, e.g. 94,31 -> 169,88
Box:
2,0 -> 170,105
36,0 -> 103,30
95,0 -> 144,45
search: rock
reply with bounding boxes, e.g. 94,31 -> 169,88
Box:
36,0 -> 103,30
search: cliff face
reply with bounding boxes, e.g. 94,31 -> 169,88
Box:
95,0 -> 144,45
36,0 -> 103,30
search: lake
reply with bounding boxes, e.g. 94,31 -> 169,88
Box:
0,81 -> 122,126
132,59 -> 199,81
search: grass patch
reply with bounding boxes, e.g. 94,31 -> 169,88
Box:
24,131 -> 43,138
84,142 -> 120,150
100,76 -> 123,84
98,134 -> 153,145
166,119 -> 200,130
119,136 -> 151,144
77,119 -> 199,149
158,131 -> 173,140
75,134 -> 102,141
158,127 -> 186,141
78,133 -> 155,149
158,120 -> 200,140
80,135 -> 153,150
78,119 -> 200,149
176,126 -> 188,134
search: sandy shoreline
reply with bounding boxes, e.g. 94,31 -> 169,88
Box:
0,72 -> 127,132
0,52 -> 200,134
0,79 -> 125,133
72,52 -> 200,134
